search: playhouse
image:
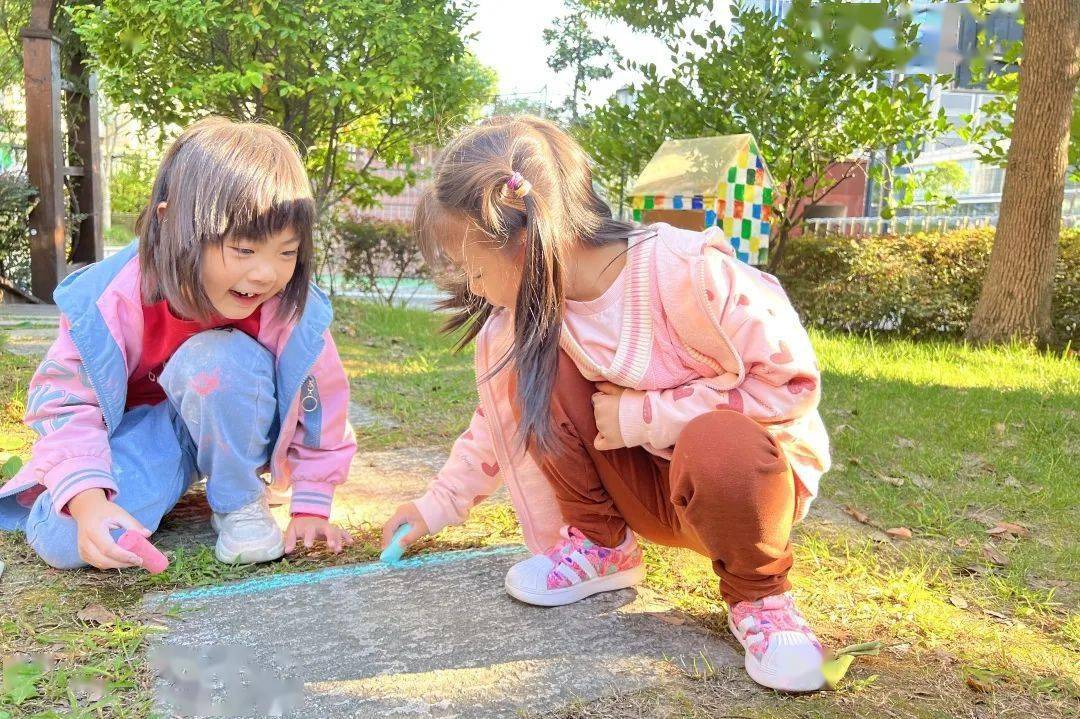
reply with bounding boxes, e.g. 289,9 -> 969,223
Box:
627,134 -> 776,265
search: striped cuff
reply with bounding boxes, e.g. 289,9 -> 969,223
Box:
44,456 -> 118,517
288,480 -> 335,518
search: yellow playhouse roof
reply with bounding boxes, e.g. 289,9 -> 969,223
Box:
628,134 -> 768,198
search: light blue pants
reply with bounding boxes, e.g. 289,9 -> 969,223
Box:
10,329 -> 277,569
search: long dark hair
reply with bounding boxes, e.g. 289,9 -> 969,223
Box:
416,115 -> 639,453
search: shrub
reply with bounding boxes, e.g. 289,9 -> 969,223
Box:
337,217 -> 427,306
0,172 -> 36,289
108,153 -> 157,214
777,228 -> 1079,346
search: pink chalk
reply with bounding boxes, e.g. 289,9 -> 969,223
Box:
117,531 -> 169,574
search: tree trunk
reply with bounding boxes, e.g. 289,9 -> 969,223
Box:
967,0 -> 1080,345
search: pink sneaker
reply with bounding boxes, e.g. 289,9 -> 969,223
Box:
504,526 -> 645,606
729,592 -> 825,692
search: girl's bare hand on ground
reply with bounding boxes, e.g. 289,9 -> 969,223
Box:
381,502 -> 430,551
285,516 -> 355,554
67,488 -> 150,570
593,381 -> 627,451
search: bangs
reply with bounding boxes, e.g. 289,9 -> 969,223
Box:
194,131 -> 316,247
227,194 -> 316,245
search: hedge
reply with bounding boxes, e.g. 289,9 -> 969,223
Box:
776,228 -> 1079,346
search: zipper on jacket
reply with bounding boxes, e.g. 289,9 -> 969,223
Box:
65,320 -> 114,435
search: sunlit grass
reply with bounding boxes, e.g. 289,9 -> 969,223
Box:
1,305 -> 1078,717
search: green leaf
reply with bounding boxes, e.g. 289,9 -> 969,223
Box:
835,640 -> 883,657
2,661 -> 43,706
822,654 -> 855,690
821,640 -> 882,690
0,455 -> 20,480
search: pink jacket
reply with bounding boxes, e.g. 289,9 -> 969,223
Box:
414,224 -> 830,553
1,247 -> 355,519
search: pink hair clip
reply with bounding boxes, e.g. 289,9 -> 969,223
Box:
506,171 -> 532,199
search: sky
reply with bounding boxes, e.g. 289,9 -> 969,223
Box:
466,0 -> 731,110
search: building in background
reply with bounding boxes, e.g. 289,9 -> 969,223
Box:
746,1 -> 1075,218
747,0 -> 792,17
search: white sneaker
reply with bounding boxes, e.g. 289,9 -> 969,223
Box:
728,592 -> 825,692
504,526 -> 646,607
211,495 -> 285,564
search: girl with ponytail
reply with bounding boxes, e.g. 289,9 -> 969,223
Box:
381,115 -> 832,692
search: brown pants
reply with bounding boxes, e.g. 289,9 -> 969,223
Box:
528,352 -> 801,606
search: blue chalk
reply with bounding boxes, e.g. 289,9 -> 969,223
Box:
379,523 -> 412,564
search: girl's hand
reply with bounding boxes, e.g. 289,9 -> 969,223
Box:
381,502 -> 430,551
592,381 -> 627,451
284,516 -> 355,554
67,489 -> 150,570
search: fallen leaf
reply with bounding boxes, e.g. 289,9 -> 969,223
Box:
886,527 -> 913,539
966,674 -> 995,693
1002,476 -> 1022,489
873,472 -> 904,487
948,595 -> 969,609
986,521 -> 1030,539
835,641 -> 882,657
888,642 -> 911,655
822,641 -> 882,691
822,654 -> 855,690
834,423 -> 855,434
984,609 -> 1009,620
77,604 -> 116,626
955,564 -> 988,577
993,422 -> 1007,437
894,436 -> 915,449
954,538 -> 971,548
981,544 -> 1009,567
843,505 -> 870,524
0,455 -> 22,479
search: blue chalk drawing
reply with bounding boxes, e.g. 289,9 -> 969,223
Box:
165,545 -> 525,603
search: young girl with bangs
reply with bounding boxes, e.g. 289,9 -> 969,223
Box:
382,115 -> 832,692
1,117 -> 355,569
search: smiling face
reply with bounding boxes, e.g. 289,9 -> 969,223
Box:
441,212 -> 524,310
200,228 -> 301,319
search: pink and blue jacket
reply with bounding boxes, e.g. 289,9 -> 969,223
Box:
0,243 -> 356,519
414,223 -> 831,553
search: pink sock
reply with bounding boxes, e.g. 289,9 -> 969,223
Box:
117,531 -> 169,574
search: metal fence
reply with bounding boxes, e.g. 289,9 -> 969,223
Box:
804,214 -> 1080,237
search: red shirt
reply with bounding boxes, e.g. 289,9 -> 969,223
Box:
126,301 -> 262,409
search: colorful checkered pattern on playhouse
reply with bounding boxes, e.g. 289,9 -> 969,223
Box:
627,134 -> 775,265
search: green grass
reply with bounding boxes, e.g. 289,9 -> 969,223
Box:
814,331 -> 1079,598
333,300 -> 478,450
1,303 -> 1078,717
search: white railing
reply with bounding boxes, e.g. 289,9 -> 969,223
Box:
804,214 -> 1080,237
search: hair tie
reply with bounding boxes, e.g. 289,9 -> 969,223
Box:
506,171 -> 532,199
